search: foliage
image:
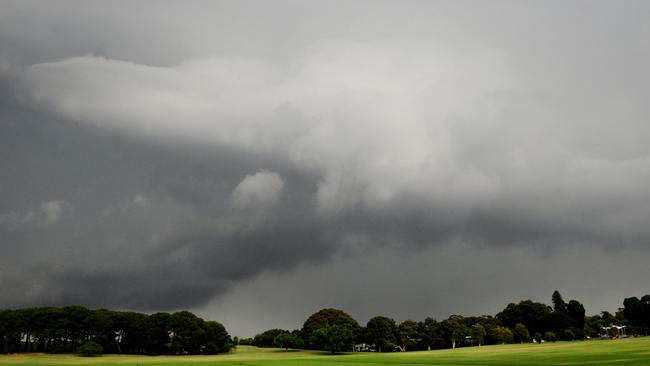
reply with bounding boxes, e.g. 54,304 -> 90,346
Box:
491,326 -> 513,344
441,315 -> 468,349
0,290 -> 621,356
513,323 -> 530,343
471,324 -> 486,346
309,324 -> 355,354
238,337 -> 254,346
396,320 -> 418,351
552,290 -> 567,313
78,341 -> 103,357
274,333 -> 304,350
366,316 -> 397,352
301,309 -> 359,349
253,329 -> 289,348
623,295 -> 650,335
0,306 -> 231,355
202,321 -> 232,354
566,300 -> 585,328
497,300 -> 551,336
544,331 -> 556,342
417,317 -> 444,350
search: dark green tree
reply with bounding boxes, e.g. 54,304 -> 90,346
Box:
418,317 -> 443,350
366,316 -> 397,352
600,311 -> 619,325
84,309 -> 116,352
202,321 -> 232,354
623,295 -> 650,335
274,332 -> 304,350
513,323 -> 530,343
491,326 -> 513,344
471,324 -> 486,346
0,310 -> 7,353
169,311 -> 205,354
547,311 -> 574,338
544,331 -> 556,342
238,337 -> 253,345
253,329 -> 289,348
552,290 -> 567,314
584,315 -> 604,338
309,324 -> 355,354
0,306 -> 230,355
61,305 -> 90,352
141,312 -> 171,355
497,300 -> 552,336
301,309 -> 359,348
441,315 -> 468,349
78,341 -> 103,356
567,300 -> 586,329
396,320 -> 418,352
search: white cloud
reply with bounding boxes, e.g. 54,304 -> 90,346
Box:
40,200 -> 71,225
232,170 -> 284,210
18,39 -> 515,216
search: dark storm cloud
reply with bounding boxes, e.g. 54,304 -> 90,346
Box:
0,90 -> 332,309
2,0 -> 650,335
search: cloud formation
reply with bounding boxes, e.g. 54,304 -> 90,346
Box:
232,171 -> 284,210
1,0 -> 650,335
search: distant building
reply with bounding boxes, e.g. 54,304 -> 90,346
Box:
354,343 -> 375,352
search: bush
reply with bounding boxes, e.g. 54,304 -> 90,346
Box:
238,337 -> 253,345
202,342 -> 219,354
513,323 -> 530,343
78,341 -> 103,357
544,331 -> 556,342
491,326 -> 513,344
274,333 -> 304,350
562,329 -> 575,341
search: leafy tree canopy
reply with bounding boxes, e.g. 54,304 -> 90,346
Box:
309,324 -> 355,354
302,308 -> 359,348
366,316 -> 397,352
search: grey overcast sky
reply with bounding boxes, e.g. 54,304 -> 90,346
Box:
1,0 -> 650,337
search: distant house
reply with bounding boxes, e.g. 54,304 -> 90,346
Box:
354,343 -> 375,352
600,325 -> 627,339
464,335 -> 475,346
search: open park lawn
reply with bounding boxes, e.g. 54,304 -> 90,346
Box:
1,338 -> 649,366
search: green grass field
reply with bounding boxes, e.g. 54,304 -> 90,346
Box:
1,338 -> 649,366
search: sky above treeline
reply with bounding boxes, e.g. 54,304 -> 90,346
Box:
1,0 -> 650,337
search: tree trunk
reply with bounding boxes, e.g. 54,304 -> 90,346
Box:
452,340 -> 456,349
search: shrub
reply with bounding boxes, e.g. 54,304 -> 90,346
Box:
544,331 -> 557,342
274,333 -> 304,350
78,341 -> 103,357
513,323 -> 530,343
492,326 -> 513,344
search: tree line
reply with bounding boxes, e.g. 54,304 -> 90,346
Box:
245,291 -> 650,353
0,306 -> 232,355
2,291 -> 649,356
